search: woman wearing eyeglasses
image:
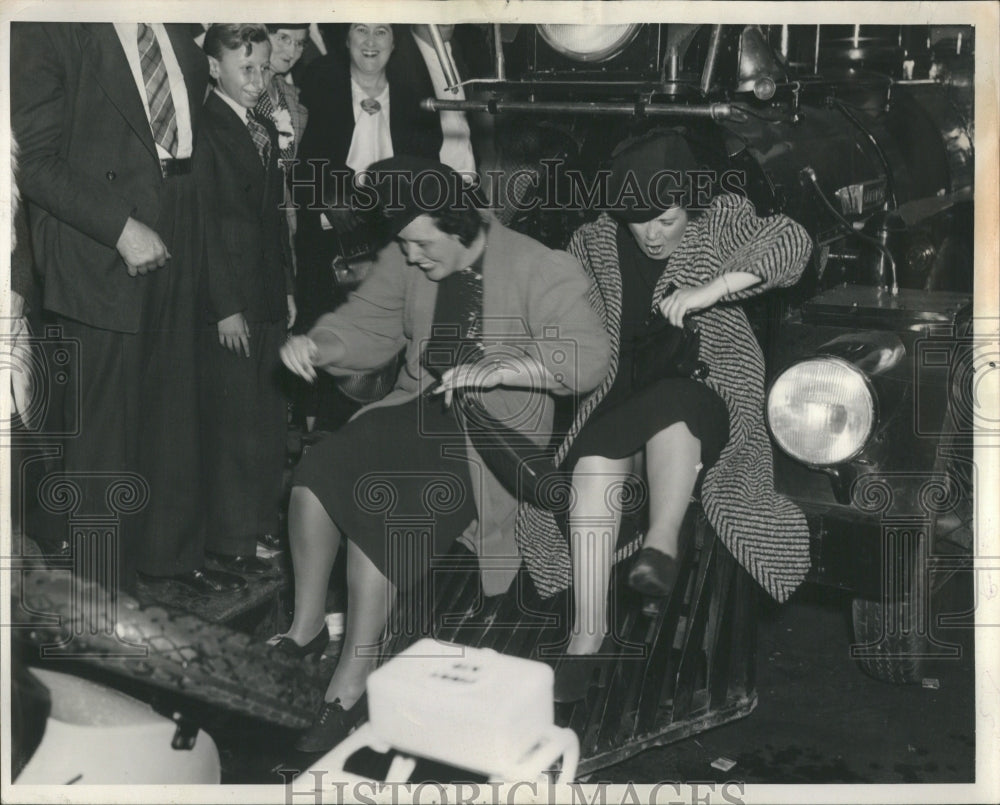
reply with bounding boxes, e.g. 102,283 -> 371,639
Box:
256,24 -> 310,164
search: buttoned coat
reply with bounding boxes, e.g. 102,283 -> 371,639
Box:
12,22 -> 209,333
309,218 -> 612,594
195,92 -> 293,324
538,194 -> 814,602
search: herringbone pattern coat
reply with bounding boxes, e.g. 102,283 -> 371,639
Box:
518,193 -> 813,602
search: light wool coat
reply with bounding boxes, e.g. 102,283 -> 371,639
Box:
310,217 -> 611,595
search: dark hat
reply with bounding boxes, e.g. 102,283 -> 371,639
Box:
358,156 -> 479,236
606,130 -> 702,223
265,23 -> 311,32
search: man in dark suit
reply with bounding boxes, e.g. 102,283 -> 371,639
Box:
11,23 -> 245,595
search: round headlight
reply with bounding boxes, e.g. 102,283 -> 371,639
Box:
767,358 -> 876,466
537,24 -> 642,63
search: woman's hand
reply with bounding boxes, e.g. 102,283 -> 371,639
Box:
218,312 -> 251,357
432,359 -> 508,408
281,335 -> 320,382
657,282 -> 725,327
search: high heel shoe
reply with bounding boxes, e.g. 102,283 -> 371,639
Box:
627,546 -> 681,598
294,694 -> 368,753
267,626 -> 330,660
553,653 -> 609,703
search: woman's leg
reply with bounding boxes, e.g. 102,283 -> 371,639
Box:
567,454 -> 633,656
285,485 -> 340,644
323,540 -> 396,706
642,422 -> 702,557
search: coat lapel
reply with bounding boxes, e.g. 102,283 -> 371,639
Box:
80,23 -> 157,159
205,92 -> 265,188
164,23 -> 209,133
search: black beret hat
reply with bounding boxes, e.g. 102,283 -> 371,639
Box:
606,130 -> 702,223
361,156 -> 477,235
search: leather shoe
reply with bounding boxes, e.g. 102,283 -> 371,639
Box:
627,546 -> 680,597
266,626 -> 330,660
553,653 -> 609,704
294,695 -> 368,753
146,568 -> 248,595
206,551 -> 274,576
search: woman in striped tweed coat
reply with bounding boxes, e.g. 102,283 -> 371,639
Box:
548,131 -> 813,701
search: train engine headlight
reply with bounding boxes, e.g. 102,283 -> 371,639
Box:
536,24 -> 643,63
766,358 -> 877,466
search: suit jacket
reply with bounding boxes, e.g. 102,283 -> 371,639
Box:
293,49 -> 443,208
309,217 -> 612,595
11,23 -> 209,333
195,93 -> 292,324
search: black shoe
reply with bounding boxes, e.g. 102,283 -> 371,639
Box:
294,695 -> 368,753
206,551 -> 274,576
142,568 -> 248,595
257,533 -> 285,553
266,626 -> 330,660
627,546 -> 681,597
553,653 -> 609,704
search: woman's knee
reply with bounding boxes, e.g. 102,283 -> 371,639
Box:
290,484 -> 322,512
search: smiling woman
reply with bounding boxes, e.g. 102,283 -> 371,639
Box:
275,156 -> 611,753
291,23 -> 447,430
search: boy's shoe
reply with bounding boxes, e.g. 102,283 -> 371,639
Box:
205,551 -> 273,576
140,568 -> 248,595
256,533 -> 285,559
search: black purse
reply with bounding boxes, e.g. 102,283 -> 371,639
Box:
451,390 -> 564,511
631,286 -> 709,390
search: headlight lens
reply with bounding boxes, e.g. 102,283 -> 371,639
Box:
767,358 -> 876,465
537,24 -> 642,63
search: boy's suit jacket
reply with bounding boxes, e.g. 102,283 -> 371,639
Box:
196,92 -> 293,324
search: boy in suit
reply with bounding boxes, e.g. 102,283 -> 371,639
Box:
196,24 -> 295,575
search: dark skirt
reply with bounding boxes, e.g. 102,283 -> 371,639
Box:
565,377 -> 730,471
291,395 -> 478,589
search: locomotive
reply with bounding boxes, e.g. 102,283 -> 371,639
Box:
12,19 -> 981,783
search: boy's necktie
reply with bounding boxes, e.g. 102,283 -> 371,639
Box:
246,111 -> 272,167
137,23 -> 178,156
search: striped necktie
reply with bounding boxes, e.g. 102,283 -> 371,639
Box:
246,111 -> 272,167
137,23 -> 178,156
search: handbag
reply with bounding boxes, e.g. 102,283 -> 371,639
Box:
631,285 -> 709,389
451,390 -> 563,511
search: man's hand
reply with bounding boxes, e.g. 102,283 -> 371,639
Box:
280,335 -> 320,382
218,312 -> 251,357
116,217 -> 171,276
286,294 -> 297,330
6,292 -> 34,422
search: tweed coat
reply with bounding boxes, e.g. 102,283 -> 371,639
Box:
521,193 -> 813,602
308,217 -> 611,595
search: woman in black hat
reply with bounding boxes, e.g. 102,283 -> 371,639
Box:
276,157 -> 611,750
553,130 -> 813,702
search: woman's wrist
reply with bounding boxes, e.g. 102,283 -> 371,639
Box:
309,330 -> 346,366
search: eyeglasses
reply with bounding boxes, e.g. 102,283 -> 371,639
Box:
274,32 -> 307,51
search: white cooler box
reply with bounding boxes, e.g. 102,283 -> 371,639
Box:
309,638 -> 578,783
